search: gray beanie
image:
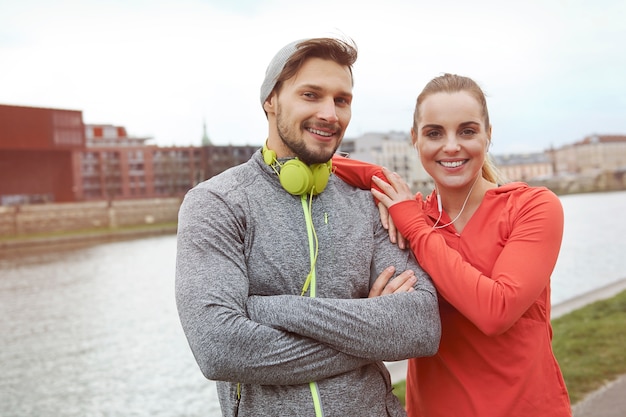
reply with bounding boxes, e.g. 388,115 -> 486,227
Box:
260,39 -> 306,108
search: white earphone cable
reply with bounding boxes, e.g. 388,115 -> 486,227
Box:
432,174 -> 480,230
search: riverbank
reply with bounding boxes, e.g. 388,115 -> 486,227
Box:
0,223 -> 177,257
0,198 -> 181,237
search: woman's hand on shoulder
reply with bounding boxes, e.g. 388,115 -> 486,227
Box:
372,167 -> 423,249
371,167 -> 416,208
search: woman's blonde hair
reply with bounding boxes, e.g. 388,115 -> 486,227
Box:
413,73 -> 506,184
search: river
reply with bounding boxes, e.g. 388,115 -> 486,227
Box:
1,190 -> 625,417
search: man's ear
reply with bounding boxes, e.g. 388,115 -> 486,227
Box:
263,94 -> 275,114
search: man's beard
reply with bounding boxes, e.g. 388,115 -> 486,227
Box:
276,107 -> 342,165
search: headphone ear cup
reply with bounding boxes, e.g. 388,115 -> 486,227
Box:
309,163 -> 331,195
262,145 -> 277,166
279,159 -> 314,196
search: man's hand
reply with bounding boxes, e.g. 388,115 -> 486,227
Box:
368,266 -> 416,297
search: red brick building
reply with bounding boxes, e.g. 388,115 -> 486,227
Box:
0,104 -> 258,205
0,104 -> 85,204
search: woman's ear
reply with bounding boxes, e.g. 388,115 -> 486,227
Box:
410,127 -> 418,146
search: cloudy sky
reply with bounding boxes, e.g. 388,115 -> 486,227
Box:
1,0 -> 625,154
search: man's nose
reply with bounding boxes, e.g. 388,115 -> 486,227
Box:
317,98 -> 339,123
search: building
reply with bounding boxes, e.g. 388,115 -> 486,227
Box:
81,126 -> 257,201
0,104 -> 259,206
80,124 -> 207,200
0,104 -> 85,205
340,131 -> 432,193
82,124 -> 155,200
493,152 -> 554,182
551,134 -> 626,175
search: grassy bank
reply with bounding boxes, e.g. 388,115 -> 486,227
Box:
552,289 -> 626,403
392,289 -> 626,405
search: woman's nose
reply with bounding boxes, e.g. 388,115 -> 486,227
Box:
443,136 -> 461,153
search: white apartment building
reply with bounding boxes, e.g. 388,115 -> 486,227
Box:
552,135 -> 626,175
493,153 -> 554,182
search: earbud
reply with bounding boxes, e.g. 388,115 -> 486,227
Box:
434,184 -> 443,213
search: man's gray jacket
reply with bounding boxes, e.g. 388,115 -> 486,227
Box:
175,150 -> 441,416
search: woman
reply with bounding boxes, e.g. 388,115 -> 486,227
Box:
332,73 -> 572,416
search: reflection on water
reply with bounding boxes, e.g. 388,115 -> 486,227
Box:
0,235 -> 220,417
0,191 -> 624,416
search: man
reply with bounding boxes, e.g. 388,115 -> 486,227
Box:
175,37 -> 441,417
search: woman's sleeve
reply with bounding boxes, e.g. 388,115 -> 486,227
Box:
331,154 -> 384,190
389,190 -> 564,336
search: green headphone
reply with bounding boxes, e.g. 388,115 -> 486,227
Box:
262,144 -> 332,196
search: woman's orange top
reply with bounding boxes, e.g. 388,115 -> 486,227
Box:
333,155 -> 572,417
